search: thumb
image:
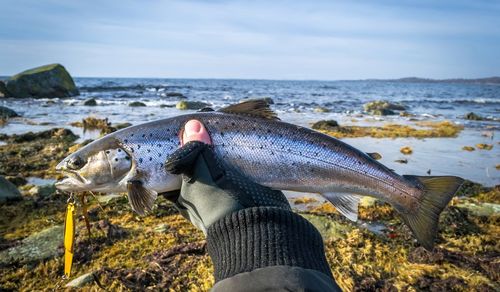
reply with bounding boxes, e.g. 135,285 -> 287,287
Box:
182,120 -> 212,146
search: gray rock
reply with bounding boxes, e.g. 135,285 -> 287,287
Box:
5,64 -> 79,98
0,176 -> 22,203
0,106 -> 19,119
166,92 -> 187,98
83,98 -> 97,106
300,213 -> 353,240
0,80 -> 10,97
28,184 -> 56,198
313,106 -> 330,113
129,101 -> 146,107
65,272 -> 95,288
456,202 -> 500,217
176,100 -> 210,110
0,225 -> 63,265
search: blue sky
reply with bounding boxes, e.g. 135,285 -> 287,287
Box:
1,0 -> 499,79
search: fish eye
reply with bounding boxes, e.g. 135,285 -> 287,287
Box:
67,156 -> 85,170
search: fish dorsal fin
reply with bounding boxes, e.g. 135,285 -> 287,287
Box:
322,192 -> 361,221
367,152 -> 382,160
218,99 -> 279,120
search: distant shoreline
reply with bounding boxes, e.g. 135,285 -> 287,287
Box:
1,76 -> 500,84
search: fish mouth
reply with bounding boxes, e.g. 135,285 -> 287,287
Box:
55,170 -> 89,191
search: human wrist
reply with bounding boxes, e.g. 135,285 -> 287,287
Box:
206,207 -> 333,282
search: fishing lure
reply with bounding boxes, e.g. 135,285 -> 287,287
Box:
63,194 -> 75,277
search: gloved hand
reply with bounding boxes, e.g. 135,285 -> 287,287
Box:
163,120 -> 291,234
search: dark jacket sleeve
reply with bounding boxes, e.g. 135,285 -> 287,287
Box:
206,207 -> 342,292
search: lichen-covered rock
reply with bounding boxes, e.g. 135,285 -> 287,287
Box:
0,80 -> 10,97
311,120 -> 339,130
5,64 -> 79,98
363,100 -> 406,115
0,176 -> 22,203
165,92 -> 187,98
176,100 -> 210,110
0,225 -> 63,265
0,106 -> 19,119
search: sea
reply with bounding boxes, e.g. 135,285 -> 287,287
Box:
1,78 -> 499,186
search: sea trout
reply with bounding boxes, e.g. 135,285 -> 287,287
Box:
56,100 -> 463,249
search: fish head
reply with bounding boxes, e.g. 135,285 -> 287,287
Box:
56,138 -> 132,192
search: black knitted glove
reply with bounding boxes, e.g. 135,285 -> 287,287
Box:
164,141 -> 291,233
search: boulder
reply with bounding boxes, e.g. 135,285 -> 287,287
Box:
0,80 -> 10,97
0,175 -> 22,203
0,225 -> 63,265
83,98 -> 97,106
313,106 -> 330,113
5,64 -> 79,98
28,184 -> 56,198
363,100 -> 406,115
129,101 -> 146,107
176,100 -> 210,110
0,106 -> 19,119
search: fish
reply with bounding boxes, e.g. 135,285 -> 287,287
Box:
56,99 -> 463,250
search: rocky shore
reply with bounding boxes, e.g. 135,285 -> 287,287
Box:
0,121 -> 498,290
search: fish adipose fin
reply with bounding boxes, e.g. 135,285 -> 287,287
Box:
126,180 -> 158,215
322,192 -> 361,221
400,175 -> 464,250
219,99 -> 279,120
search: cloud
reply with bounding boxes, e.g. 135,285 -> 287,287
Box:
0,0 -> 499,78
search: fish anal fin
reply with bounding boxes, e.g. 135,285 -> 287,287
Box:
399,175 -> 464,250
322,192 -> 361,222
218,99 -> 279,120
126,180 -> 157,215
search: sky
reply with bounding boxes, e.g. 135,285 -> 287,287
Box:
0,0 -> 499,80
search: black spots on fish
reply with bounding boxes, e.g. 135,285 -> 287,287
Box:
237,154 -> 242,159
270,151 -> 274,156
222,143 -> 225,147
231,122 -> 235,126
124,139 -> 128,143
142,134 -> 146,138
309,168 -> 315,173
130,134 -> 134,137
169,146 -> 174,150
137,145 -> 141,149
114,158 -> 118,162
118,149 -> 122,152
157,144 -> 161,147
281,145 -> 285,150
259,145 -> 263,149
158,153 -> 162,157
147,149 -> 151,153
149,133 -> 153,137
131,148 -> 135,153
125,156 -> 130,161
314,152 -> 319,156
166,128 -> 170,132
267,129 -> 271,134
160,162 -> 164,168
291,162 -> 296,166
149,157 -> 153,161
252,126 -> 256,131
139,158 -> 143,163
215,121 -> 219,125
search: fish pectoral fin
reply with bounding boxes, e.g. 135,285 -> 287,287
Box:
322,192 -> 361,222
218,99 -> 279,120
126,180 -> 157,215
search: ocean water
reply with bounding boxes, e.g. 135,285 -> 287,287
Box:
1,78 -> 499,186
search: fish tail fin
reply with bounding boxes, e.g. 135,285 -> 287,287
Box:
400,175 -> 464,250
